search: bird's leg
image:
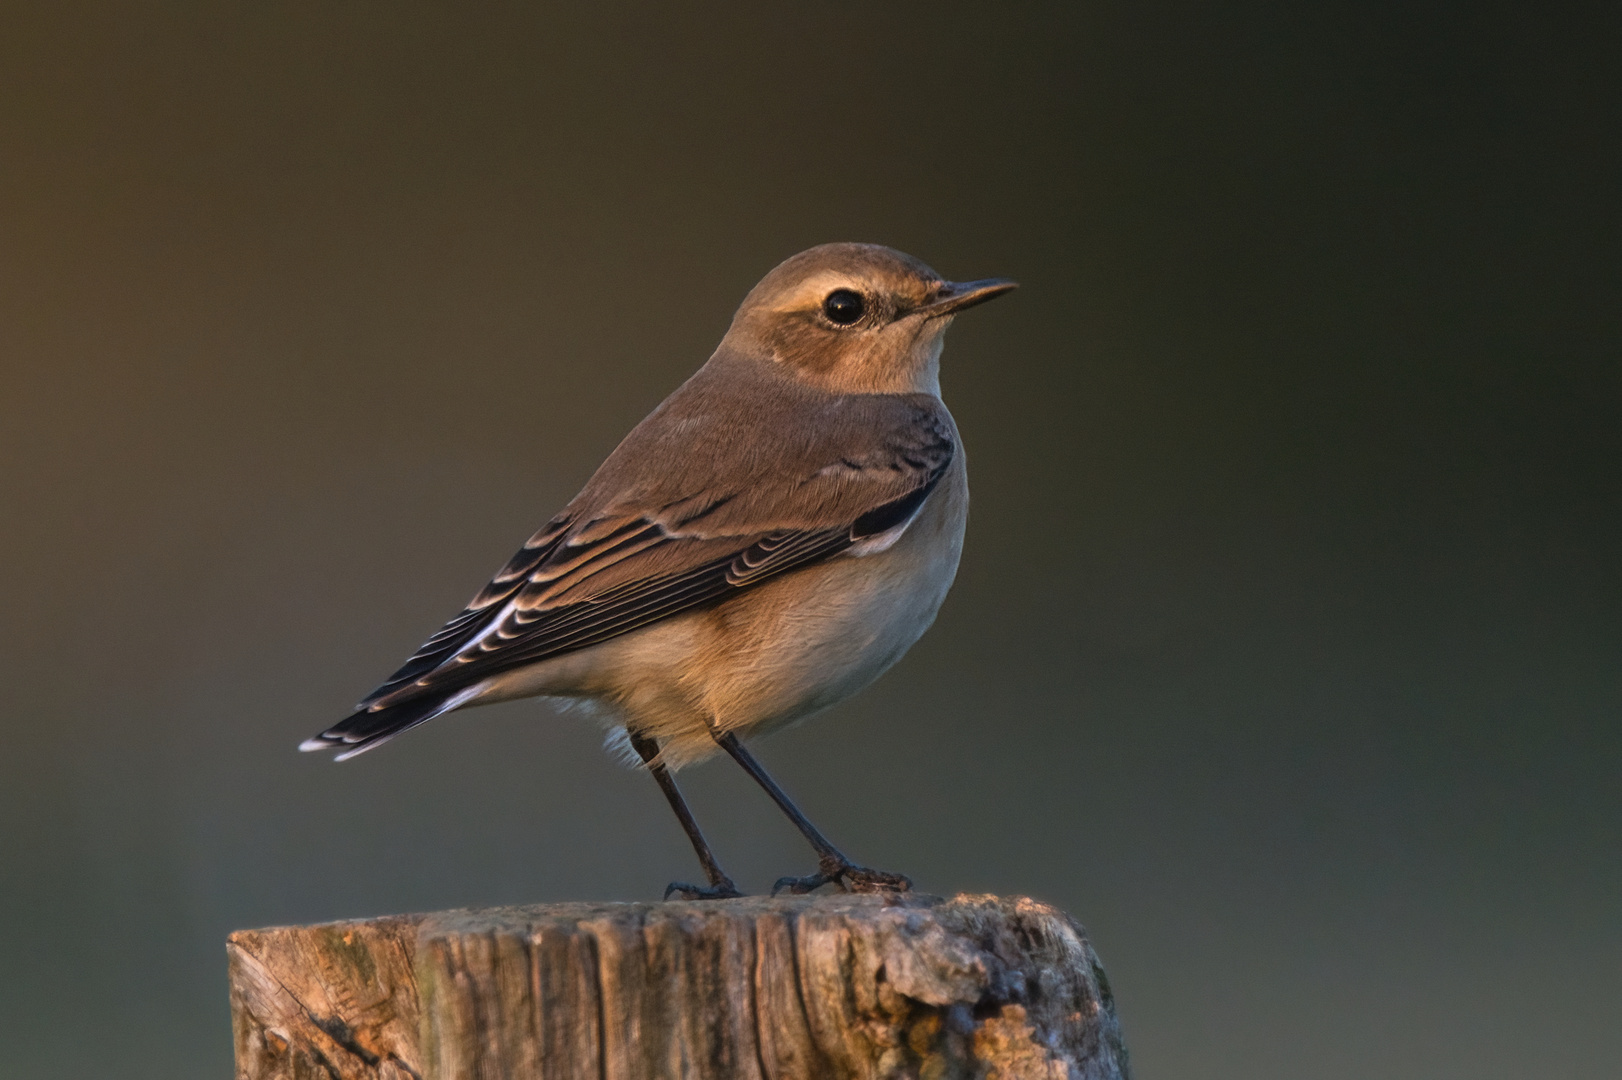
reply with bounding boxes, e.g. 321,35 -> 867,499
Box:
629,732 -> 743,900
711,729 -> 911,896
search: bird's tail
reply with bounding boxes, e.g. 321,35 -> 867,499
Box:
299,686 -> 479,761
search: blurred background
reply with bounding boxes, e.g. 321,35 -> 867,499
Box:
2,2 -> 1618,1077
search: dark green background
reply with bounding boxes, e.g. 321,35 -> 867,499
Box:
2,3 -> 1617,1076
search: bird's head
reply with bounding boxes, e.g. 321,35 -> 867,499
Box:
723,243 -> 1017,395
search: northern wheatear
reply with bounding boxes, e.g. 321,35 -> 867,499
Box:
302,243 -> 1016,897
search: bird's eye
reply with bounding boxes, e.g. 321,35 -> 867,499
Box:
822,289 -> 865,325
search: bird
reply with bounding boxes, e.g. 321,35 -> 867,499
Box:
301,242 -> 1016,898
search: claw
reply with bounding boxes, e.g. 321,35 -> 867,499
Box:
843,867 -> 911,894
771,872 -> 834,896
664,880 -> 744,901
769,860 -> 911,896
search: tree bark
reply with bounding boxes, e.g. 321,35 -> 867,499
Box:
228,892 -> 1130,1080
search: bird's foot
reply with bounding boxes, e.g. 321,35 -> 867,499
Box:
771,855 -> 912,896
664,879 -> 744,901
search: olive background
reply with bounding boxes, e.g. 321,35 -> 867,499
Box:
2,3 -> 1618,1077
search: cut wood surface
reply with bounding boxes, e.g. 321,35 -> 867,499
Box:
228,892 -> 1130,1080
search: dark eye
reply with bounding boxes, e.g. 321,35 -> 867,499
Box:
822,289 -> 865,325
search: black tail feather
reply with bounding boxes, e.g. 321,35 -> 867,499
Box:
299,691 -> 464,761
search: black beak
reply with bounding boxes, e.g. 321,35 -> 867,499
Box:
918,277 -> 1020,318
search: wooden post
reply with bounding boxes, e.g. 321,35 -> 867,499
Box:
228,893 -> 1130,1080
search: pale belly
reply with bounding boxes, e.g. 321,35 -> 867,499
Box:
470,464 -> 968,768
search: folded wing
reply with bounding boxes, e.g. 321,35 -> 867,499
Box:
302,382 -> 954,758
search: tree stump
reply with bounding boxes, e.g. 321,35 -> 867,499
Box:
227,893 -> 1130,1080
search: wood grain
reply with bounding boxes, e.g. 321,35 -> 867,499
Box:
228,893 -> 1130,1080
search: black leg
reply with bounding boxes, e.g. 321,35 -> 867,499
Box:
630,732 -> 743,900
712,729 -> 911,896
